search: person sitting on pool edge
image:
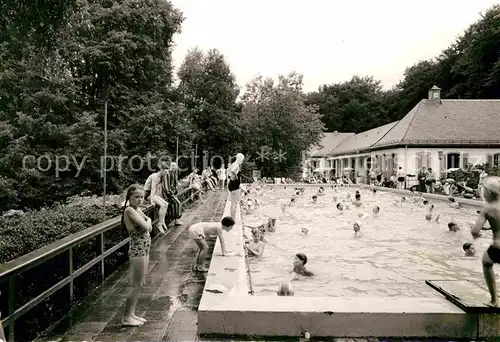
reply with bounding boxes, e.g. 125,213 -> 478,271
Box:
291,253 -> 313,277
189,216 -> 236,272
463,243 -> 475,257
470,176 -> 500,307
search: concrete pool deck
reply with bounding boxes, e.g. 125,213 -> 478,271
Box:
198,184 -> 500,339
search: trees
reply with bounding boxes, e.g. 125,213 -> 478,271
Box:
241,72 -> 324,177
307,76 -> 389,133
0,0 -> 185,210
177,48 -> 242,163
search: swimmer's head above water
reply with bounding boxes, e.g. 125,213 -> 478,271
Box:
463,242 -> 475,256
353,222 -> 361,233
355,193 -> 361,201
336,203 -> 344,211
312,195 -> 317,203
277,281 -> 294,296
448,222 -> 459,232
372,205 -> 380,214
294,253 -> 307,266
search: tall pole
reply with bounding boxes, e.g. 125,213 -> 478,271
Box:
176,137 -> 179,163
103,102 -> 108,221
195,144 -> 198,169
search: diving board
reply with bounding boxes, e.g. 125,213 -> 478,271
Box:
426,279 -> 500,313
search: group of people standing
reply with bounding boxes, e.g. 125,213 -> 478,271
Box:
417,166 -> 437,193
120,153 -> 245,326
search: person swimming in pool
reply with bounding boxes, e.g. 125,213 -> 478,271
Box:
312,195 -> 318,203
448,197 -> 461,209
372,205 -> 380,216
291,253 -> 313,277
336,202 -> 344,212
353,192 -> 362,207
245,231 -> 265,258
353,221 -> 361,236
277,281 -> 294,296
425,204 -> 439,221
448,221 -> 460,232
463,243 -> 475,257
301,227 -> 309,235
470,177 -> 500,307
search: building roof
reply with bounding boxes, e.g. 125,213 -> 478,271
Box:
373,99 -> 500,148
310,132 -> 354,157
328,121 -> 398,157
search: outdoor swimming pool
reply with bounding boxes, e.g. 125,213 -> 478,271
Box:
241,185 -> 489,297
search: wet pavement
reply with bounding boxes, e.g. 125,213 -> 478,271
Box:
34,190 -> 453,342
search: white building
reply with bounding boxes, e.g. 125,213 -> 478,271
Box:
303,131 -> 354,178
305,86 -> 500,182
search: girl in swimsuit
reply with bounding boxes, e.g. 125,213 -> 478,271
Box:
228,153 -> 244,219
121,184 -> 152,326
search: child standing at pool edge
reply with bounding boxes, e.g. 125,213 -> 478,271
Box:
189,216 -> 236,272
470,177 -> 500,307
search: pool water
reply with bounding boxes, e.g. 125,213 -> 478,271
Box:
240,185 -> 491,297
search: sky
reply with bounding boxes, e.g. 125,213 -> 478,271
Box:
169,0 -> 498,93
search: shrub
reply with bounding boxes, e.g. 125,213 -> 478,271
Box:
0,196 -> 122,264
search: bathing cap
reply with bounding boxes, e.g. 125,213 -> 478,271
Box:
236,153 -> 245,163
483,177 -> 500,200
296,253 -> 307,265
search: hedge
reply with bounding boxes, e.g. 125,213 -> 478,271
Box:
0,196 -> 122,265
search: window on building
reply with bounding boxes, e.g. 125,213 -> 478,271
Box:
447,153 -> 460,169
416,152 -> 432,169
494,154 -> 500,167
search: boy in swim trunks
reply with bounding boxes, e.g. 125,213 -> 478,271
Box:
189,216 -> 235,272
470,177 -> 500,307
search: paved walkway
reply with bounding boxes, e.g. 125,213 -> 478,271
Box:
38,191 -> 226,342
36,191 -> 443,342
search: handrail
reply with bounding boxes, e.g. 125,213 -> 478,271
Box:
0,187 -> 190,278
239,202 -> 255,296
0,186 -> 197,342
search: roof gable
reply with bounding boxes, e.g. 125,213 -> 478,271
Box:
374,100 -> 500,148
310,132 -> 354,157
329,121 -> 398,156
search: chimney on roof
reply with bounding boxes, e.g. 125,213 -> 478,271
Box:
333,130 -> 338,135
428,85 -> 441,103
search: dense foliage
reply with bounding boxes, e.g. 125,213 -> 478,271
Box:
1,3 -> 500,211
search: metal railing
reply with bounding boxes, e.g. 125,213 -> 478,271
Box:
0,187 -> 198,342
